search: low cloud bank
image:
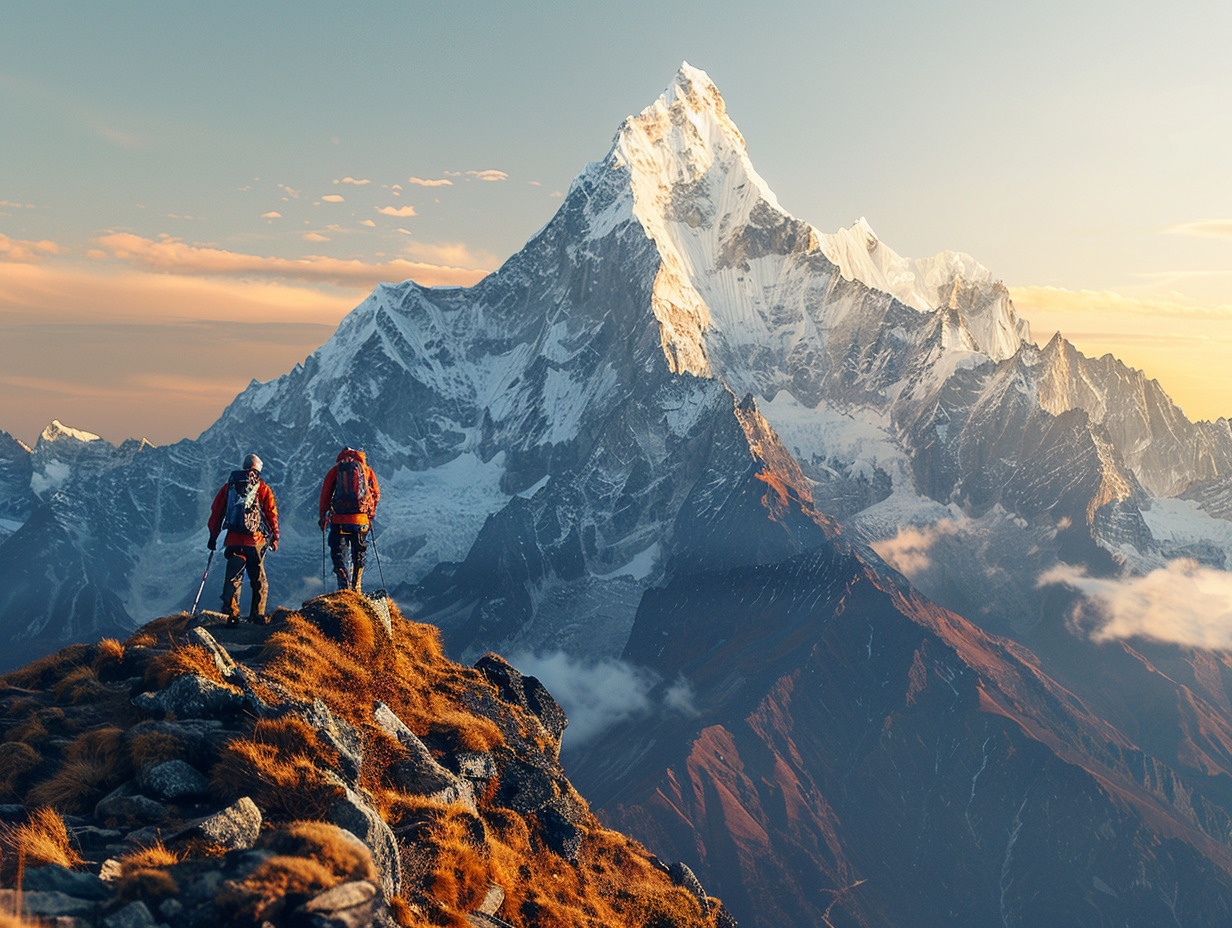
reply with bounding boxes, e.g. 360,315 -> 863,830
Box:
507,649 -> 698,749
870,519 -> 963,579
1038,559 -> 1232,650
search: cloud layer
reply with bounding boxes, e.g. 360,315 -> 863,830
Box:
1039,560 -> 1232,650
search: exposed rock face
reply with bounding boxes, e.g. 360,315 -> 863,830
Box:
0,592 -> 733,928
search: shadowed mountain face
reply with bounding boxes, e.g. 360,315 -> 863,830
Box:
574,545 -> 1232,928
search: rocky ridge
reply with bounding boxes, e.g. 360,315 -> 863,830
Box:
0,593 -> 733,928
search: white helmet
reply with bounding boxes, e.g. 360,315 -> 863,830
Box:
242,453 -> 263,473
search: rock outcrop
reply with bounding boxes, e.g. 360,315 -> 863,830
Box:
0,592 -> 734,927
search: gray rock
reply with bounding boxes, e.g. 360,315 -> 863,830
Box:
138,758 -> 209,800
455,751 -> 498,781
496,759 -> 556,814
188,626 -> 238,678
668,861 -> 710,915
539,796 -> 586,862
372,700 -> 475,808
474,654 -> 568,748
372,701 -> 413,743
306,699 -> 364,782
477,882 -> 505,916
173,796 -> 262,850
102,900 -> 157,928
302,879 -> 379,928
133,673 -> 245,719
123,718 -> 228,770
0,889 -> 95,919
159,897 -> 184,919
20,863 -> 109,899
328,787 -> 401,898
95,784 -> 169,825
98,858 -> 124,881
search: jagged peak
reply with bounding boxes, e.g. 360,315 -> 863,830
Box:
39,420 -> 102,445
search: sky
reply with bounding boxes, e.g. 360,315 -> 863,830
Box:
2,0 -> 1230,445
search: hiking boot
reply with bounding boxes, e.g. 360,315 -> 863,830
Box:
248,613 -> 267,625
352,566 -> 364,595
225,612 -> 239,628
334,567 -> 350,591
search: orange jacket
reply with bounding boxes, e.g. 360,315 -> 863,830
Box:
319,449 -> 380,529
208,476 -> 279,549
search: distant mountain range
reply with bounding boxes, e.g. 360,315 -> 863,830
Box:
6,62 -> 1232,926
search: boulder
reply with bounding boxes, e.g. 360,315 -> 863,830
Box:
0,889 -> 95,920
95,784 -> 168,825
305,699 -> 364,782
539,796 -> 586,862
132,673 -> 245,719
300,879 -> 379,928
20,864 -> 109,899
668,861 -> 710,916
102,900 -> 158,928
138,758 -> 209,801
496,759 -> 557,814
188,626 -> 238,678
328,786 -> 401,898
455,751 -> 498,781
172,796 -> 262,850
474,654 -> 567,748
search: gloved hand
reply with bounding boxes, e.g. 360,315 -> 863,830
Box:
207,537 -> 217,551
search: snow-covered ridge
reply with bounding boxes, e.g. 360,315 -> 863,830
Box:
40,419 -> 101,445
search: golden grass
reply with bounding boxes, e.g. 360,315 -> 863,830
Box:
215,855 -> 339,923
145,644 -> 228,689
0,644 -> 90,690
114,840 -> 181,903
25,727 -> 130,812
92,638 -> 127,682
260,821 -> 376,883
126,631 -> 157,649
210,717 -> 343,821
127,731 -> 185,769
0,742 -> 41,801
0,807 -> 83,881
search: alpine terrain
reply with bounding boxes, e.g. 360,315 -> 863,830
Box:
5,63 -> 1232,926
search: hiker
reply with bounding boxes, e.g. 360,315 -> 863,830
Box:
318,447 -> 380,593
207,453 -> 279,626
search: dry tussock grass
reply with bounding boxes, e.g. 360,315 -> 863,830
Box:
126,631 -> 157,649
145,644 -> 228,689
117,840 -> 179,873
25,727 -> 129,812
210,717 -> 343,821
0,742 -> 42,800
114,841 -> 181,902
261,821 -> 376,883
0,644 -> 91,690
127,731 -> 185,769
216,855 -> 338,923
0,807 -> 83,881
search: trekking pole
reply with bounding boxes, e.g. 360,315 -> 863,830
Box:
369,522 -> 388,591
190,549 -> 215,616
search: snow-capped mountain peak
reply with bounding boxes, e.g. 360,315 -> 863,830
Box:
39,420 -> 101,445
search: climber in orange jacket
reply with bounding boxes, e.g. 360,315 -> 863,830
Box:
207,453 -> 279,625
318,447 -> 381,592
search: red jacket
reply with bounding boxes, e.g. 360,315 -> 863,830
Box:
319,449 -> 380,530
208,476 -> 279,549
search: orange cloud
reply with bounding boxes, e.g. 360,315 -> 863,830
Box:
320,194 -> 345,203
407,177 -> 453,187
401,240 -> 499,270
376,205 -> 417,217
0,233 -> 61,262
261,211 -> 282,219
303,232 -> 330,242
88,232 -> 488,288
466,170 -> 509,182
335,177 -> 371,185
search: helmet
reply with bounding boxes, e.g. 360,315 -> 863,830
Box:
242,453 -> 263,473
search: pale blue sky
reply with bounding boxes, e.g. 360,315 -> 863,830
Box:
2,0 -> 1230,441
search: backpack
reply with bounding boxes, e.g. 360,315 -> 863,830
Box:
223,469 -> 262,534
332,458 -> 368,515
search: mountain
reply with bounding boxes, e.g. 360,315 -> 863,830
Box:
0,593 -> 735,927
7,61 -> 1232,927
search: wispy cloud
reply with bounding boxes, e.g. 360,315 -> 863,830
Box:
357,219 -> 376,227
278,184 -> 301,199
1038,560 -> 1232,649
461,169 -> 509,182
334,177 -> 371,186
1163,219 -> 1232,240
261,211 -> 282,219
320,194 -> 345,203
407,177 -> 453,187
303,232 -> 330,243
0,233 -> 61,263
400,240 -> 499,271
0,200 -> 39,209
1010,286 -> 1232,322
870,519 -> 963,579
88,231 -> 489,288
376,205 -> 417,218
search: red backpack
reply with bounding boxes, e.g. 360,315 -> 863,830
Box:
332,457 -> 368,515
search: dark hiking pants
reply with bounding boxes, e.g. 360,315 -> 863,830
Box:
222,544 -> 267,617
329,525 -> 367,580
